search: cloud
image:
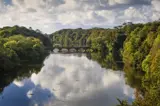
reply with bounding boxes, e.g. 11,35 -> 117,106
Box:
30,54 -> 134,106
0,54 -> 134,106
152,0 -> 160,11
151,0 -> 160,20
0,0 -> 7,12
0,0 -> 159,33
13,80 -> 25,87
108,0 -> 130,6
123,6 -> 152,23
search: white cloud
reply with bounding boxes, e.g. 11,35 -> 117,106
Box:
108,0 -> 130,6
0,0 -> 159,33
95,10 -> 116,24
124,7 -> 142,18
123,6 -> 151,23
151,0 -> 160,20
13,80 -> 25,87
0,54 -> 134,106
27,90 -> 34,98
152,0 -> 160,11
29,54 -> 134,106
0,0 -> 7,13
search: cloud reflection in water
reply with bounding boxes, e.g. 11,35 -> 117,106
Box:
0,54 -> 134,106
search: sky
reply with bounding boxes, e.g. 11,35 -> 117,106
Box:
0,0 -> 160,33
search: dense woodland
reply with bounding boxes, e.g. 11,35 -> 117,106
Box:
0,26 -> 52,71
51,21 -> 160,106
50,28 -> 126,69
122,22 -> 160,106
0,20 -> 160,106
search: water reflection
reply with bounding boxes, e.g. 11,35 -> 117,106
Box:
0,54 -> 134,106
90,52 -> 123,70
0,64 -> 41,93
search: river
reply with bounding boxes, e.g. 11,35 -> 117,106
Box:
0,53 -> 135,106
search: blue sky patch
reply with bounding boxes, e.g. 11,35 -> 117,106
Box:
3,0 -> 12,5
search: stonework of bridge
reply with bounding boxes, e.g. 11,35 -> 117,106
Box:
45,46 -> 90,52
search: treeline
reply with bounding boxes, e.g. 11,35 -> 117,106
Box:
1,21 -> 160,105
0,26 -> 52,71
50,28 -> 89,47
51,21 -> 160,106
51,28 -> 127,69
0,25 -> 52,47
121,22 -> 160,106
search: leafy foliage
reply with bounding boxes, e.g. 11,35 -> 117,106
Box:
1,21 -> 160,106
0,35 -> 45,71
52,21 -> 160,106
121,21 -> 160,106
51,28 -> 126,69
0,25 -> 52,47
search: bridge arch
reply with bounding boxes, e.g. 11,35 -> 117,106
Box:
61,48 -> 69,52
46,46 -> 90,53
69,48 -> 77,52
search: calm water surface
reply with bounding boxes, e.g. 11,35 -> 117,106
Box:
0,53 -> 134,106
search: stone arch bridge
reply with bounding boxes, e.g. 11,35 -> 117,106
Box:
45,46 -> 90,52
